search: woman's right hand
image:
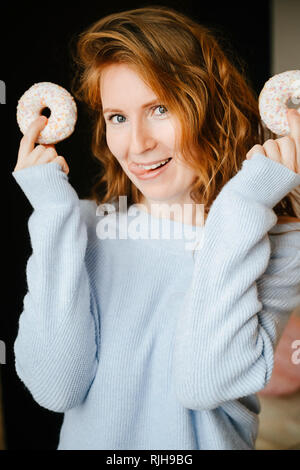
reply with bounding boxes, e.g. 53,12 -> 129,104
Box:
14,116 -> 69,174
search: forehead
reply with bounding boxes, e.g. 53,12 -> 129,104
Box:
100,63 -> 158,106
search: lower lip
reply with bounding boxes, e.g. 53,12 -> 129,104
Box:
133,158 -> 173,180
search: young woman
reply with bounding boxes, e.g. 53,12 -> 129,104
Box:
12,6 -> 300,450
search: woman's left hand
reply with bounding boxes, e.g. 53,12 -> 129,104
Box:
246,108 -> 300,174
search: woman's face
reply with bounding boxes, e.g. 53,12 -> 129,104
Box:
100,63 -> 198,213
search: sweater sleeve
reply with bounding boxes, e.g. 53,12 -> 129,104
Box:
173,153 -> 300,411
256,221 -> 300,344
12,162 -> 99,413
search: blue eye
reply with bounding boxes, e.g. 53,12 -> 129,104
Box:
108,114 -> 125,124
154,105 -> 168,116
107,105 -> 168,124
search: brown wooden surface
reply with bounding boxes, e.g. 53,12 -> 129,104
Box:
277,216 -> 300,224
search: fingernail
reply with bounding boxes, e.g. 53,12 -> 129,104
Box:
40,115 -> 48,124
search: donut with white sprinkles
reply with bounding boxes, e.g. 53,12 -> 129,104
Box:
259,70 -> 300,136
17,82 -> 77,144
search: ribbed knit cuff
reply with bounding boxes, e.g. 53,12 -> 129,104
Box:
11,161 -> 79,209
227,153 -> 300,208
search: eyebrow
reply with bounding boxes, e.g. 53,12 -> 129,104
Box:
103,99 -> 160,114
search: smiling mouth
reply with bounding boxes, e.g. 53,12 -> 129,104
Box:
129,157 -> 173,179
143,157 -> 172,170
139,157 -> 172,171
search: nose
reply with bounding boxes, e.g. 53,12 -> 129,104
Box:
129,119 -> 156,155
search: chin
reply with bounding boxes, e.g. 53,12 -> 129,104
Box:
141,191 -> 179,204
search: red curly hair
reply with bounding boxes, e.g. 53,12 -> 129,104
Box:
70,4 -> 300,222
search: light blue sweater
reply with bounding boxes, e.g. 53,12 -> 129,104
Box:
12,153 -> 300,450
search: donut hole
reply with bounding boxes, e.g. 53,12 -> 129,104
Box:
40,107 -> 51,118
286,96 -> 300,110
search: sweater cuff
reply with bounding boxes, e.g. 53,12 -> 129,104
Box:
226,153 -> 300,208
11,161 -> 79,209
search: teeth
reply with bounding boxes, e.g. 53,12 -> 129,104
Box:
138,158 -> 170,170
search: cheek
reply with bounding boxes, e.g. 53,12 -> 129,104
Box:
106,131 -> 126,162
175,160 -> 197,184
162,120 -> 177,147
107,137 -> 128,174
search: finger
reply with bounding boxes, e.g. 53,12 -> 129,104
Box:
276,136 -> 297,173
37,151 -> 58,165
23,146 -> 57,168
29,144 -> 48,161
263,139 -> 282,164
35,146 -> 57,164
287,108 -> 300,172
53,156 -> 69,174
246,144 -> 266,160
24,145 -> 57,169
19,144 -> 47,167
18,116 -> 48,160
287,108 -> 300,142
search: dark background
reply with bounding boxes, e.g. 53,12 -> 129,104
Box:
3,0 -> 271,450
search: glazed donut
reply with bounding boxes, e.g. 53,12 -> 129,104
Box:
259,70 -> 300,136
17,82 -> 77,144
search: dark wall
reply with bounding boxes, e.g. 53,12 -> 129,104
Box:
3,0 -> 271,450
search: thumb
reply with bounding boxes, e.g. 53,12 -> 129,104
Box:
286,108 -> 300,140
